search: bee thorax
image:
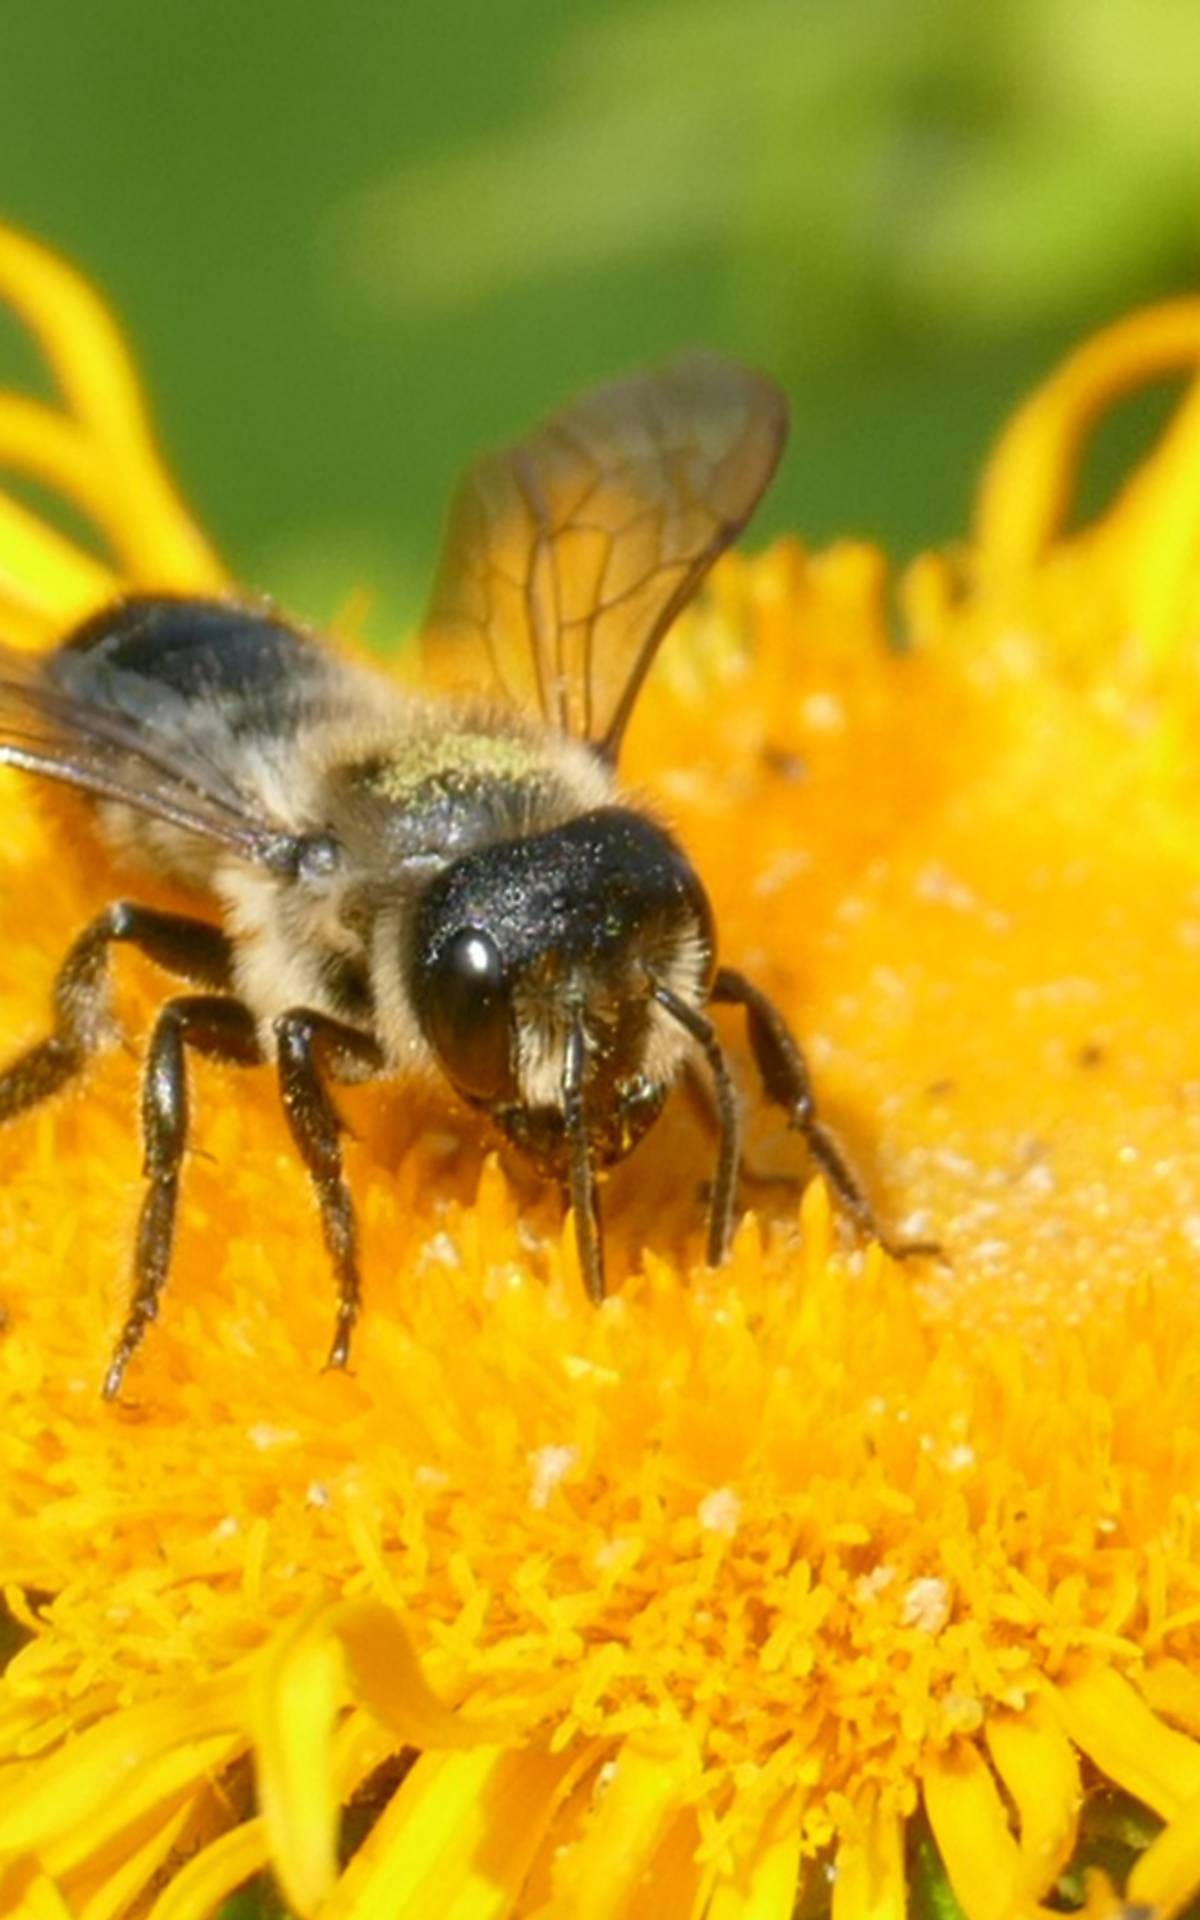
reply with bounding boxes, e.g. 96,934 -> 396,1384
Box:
217,863 -> 375,1048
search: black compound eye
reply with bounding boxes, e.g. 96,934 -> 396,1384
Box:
423,927 -> 514,1102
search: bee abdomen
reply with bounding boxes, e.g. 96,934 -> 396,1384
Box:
57,594 -> 328,736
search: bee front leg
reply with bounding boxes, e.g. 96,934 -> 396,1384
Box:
105,994 -> 261,1401
709,966 -> 937,1260
272,1009 -> 383,1374
562,1012 -> 605,1304
0,902 -> 234,1123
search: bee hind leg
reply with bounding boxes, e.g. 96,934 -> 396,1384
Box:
0,902 -> 234,1125
272,1009 -> 383,1375
104,994 -> 261,1401
709,966 -> 939,1260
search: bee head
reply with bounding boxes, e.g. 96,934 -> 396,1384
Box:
409,807 -> 715,1176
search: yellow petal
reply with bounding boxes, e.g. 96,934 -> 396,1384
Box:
1139,1660 -> 1200,1738
708,1794 -> 805,1920
974,299 -> 1200,573
147,1710 -> 393,1920
1054,1668 -> 1200,1820
0,1673 -> 244,1853
0,485 -> 115,634
1095,376 -> 1200,661
1126,1782 -> 1200,1920
253,1601 -> 538,1919
69,1794 -> 193,1920
318,1744 -> 576,1920
252,1606 -> 346,1917
832,1801 -> 905,1920
544,1735 -> 698,1920
145,1818 -> 269,1920
0,596 -> 51,646
1073,1872 -> 1125,1920
922,1742 -> 1023,1920
0,1695 -> 60,1761
43,1731 -> 240,1876
0,396 -> 113,537
0,226 -> 164,464
0,1861 -> 73,1920
332,1600 -> 509,1749
0,223 -> 225,592
0,390 -> 203,620
985,1698 -> 1081,1899
622,1810 -> 706,1920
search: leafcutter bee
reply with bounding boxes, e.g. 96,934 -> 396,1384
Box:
0,353 -> 929,1396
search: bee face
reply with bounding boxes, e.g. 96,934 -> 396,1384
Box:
410,807 -> 715,1165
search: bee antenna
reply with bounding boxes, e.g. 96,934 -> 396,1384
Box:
562,1010 -> 605,1304
647,975 -> 742,1267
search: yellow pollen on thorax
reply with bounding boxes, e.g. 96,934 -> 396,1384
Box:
357,728 -> 548,801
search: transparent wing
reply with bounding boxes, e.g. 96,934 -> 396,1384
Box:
0,642 -> 301,870
421,352 -> 788,762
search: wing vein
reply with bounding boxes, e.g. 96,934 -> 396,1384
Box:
420,352 -> 788,761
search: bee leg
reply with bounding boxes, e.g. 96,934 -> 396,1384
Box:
562,1012 -> 605,1303
0,902 -> 233,1124
682,1061 -> 802,1198
104,994 -> 261,1401
648,976 -> 742,1267
272,1009 -> 383,1374
709,966 -> 939,1259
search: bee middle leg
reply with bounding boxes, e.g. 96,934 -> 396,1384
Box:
683,1061 -> 804,1198
0,902 -> 234,1124
709,966 -> 938,1259
648,975 -> 742,1268
272,1009 -> 384,1374
105,994 -> 262,1401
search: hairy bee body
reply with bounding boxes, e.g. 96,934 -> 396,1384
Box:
0,348 -> 929,1397
60,597 -> 621,1071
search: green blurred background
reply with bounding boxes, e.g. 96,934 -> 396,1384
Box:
1,0 -> 1198,644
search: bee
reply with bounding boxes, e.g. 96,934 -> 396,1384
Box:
0,353 -> 929,1397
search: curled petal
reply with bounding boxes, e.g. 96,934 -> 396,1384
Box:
252,1610 -> 345,1916
0,486 -> 116,640
0,224 -> 225,592
975,299 -> 1200,573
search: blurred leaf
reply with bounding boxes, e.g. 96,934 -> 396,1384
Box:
0,0 -> 1197,611
336,0 -> 1200,365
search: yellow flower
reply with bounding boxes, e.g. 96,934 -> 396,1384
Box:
2,227 -> 1200,1919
